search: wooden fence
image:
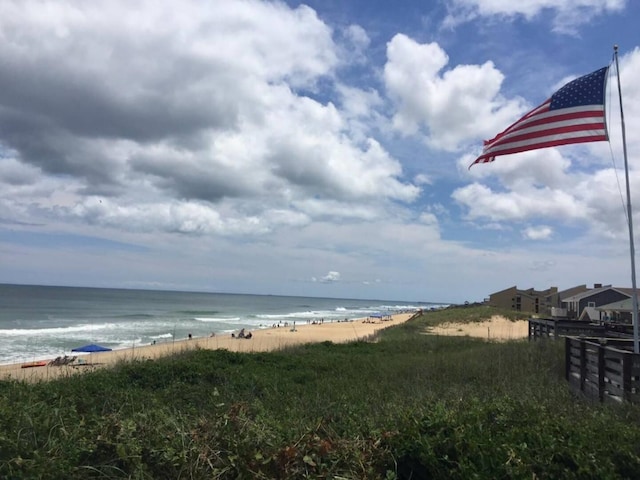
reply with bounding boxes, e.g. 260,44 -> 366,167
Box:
565,336 -> 640,404
528,318 -> 606,339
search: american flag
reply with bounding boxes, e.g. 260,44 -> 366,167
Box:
470,66 -> 609,167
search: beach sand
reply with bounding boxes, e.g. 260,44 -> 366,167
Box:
425,315 -> 529,341
0,313 -> 416,382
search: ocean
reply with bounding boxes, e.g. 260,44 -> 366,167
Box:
0,284 -> 444,365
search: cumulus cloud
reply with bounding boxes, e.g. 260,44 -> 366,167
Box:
464,149 -> 572,188
522,225 -> 553,240
313,271 -> 341,283
452,182 -> 584,222
454,160 -> 640,240
0,0 -> 418,237
443,0 -> 625,33
383,34 -> 526,151
341,24 -> 371,65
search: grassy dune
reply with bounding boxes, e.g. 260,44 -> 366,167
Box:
1,306 -> 640,479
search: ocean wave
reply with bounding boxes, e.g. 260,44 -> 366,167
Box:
177,310 -> 221,316
0,323 -> 117,336
256,309 -> 382,320
107,338 -> 144,349
194,317 -> 241,323
257,310 -> 338,319
150,333 -> 173,339
369,306 -> 410,312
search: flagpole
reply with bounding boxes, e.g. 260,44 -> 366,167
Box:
614,44 -> 640,354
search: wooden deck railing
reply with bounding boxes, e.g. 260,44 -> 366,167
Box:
565,336 -> 640,404
528,318 -> 606,339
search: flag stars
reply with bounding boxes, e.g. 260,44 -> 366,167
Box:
551,67 -> 607,109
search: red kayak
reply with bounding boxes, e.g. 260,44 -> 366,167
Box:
21,361 -> 48,368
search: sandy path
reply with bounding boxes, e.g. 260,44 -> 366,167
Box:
1,313 -> 416,382
425,315 -> 529,341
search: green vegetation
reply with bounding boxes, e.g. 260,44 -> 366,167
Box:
1,306 -> 640,479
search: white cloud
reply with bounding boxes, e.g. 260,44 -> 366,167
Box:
452,182 -> 584,222
418,212 -> 440,227
0,0 -> 419,239
461,148 -> 578,195
323,271 -> 341,282
414,173 -> 432,185
444,0 -> 625,33
313,271 -> 341,283
383,34 -> 526,151
522,225 -> 553,240
342,24 -> 371,64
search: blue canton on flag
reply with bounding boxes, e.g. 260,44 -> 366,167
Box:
550,67 -> 608,109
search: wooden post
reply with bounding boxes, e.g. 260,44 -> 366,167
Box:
565,337 -> 571,381
580,338 -> 586,393
598,342 -> 606,402
622,351 -> 632,402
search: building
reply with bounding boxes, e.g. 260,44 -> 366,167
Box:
488,283 -> 634,317
488,286 -> 560,315
596,298 -> 634,324
552,284 -> 591,317
562,285 -> 635,320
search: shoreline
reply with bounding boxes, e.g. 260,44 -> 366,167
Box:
0,312 -> 417,382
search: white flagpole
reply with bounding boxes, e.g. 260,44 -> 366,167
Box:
614,45 -> 640,353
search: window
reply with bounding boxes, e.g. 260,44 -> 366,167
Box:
588,301 -> 596,307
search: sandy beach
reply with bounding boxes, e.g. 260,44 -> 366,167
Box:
424,315 -> 529,341
0,313 -> 531,382
0,312 -> 416,382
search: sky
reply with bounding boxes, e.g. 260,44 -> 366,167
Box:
1,0 -> 640,303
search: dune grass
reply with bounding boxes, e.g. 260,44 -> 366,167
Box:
1,306 -> 640,479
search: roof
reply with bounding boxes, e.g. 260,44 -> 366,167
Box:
562,286 -> 629,303
614,288 -> 640,297
489,286 -> 517,296
558,284 -> 588,300
579,307 -> 600,321
596,298 -> 636,312
489,285 -> 557,300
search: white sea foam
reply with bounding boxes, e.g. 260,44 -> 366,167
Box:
257,309 -> 350,319
110,338 -> 145,350
194,317 -> 241,323
0,323 -> 117,336
151,333 -> 173,339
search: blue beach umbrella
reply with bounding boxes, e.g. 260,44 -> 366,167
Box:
72,344 -> 112,353
71,343 -> 112,365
